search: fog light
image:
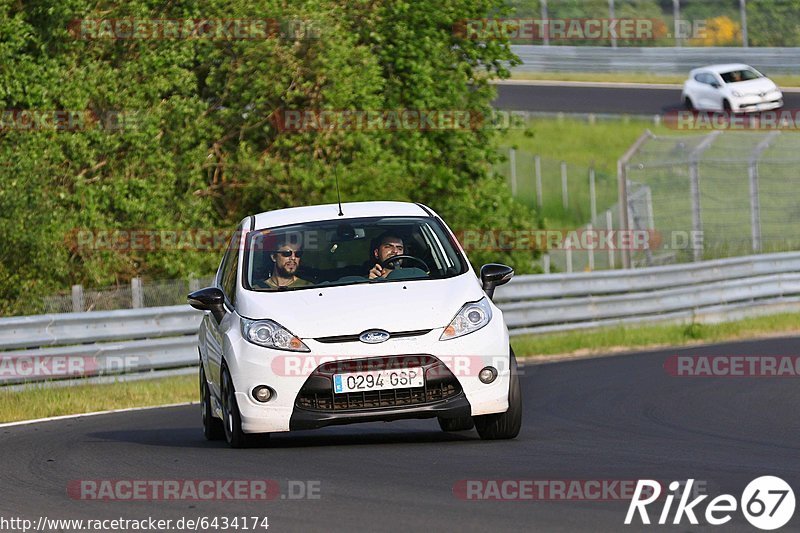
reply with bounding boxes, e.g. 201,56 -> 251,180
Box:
479,366 -> 497,384
252,386 -> 274,403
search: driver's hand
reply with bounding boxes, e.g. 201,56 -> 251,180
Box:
369,264 -> 388,279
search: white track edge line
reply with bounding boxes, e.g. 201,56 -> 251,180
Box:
0,401 -> 199,429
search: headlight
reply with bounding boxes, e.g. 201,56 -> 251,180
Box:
241,318 -> 310,352
731,90 -> 743,97
440,298 -> 492,340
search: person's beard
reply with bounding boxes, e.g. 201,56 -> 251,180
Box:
276,261 -> 297,277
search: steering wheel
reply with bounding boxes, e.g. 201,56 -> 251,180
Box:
380,254 -> 429,273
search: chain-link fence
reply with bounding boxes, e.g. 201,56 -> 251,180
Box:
623,130 -> 800,266
41,275 -> 215,313
506,0 -> 800,47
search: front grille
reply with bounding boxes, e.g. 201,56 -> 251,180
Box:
314,329 -> 431,344
294,355 -> 461,412
297,381 -> 459,410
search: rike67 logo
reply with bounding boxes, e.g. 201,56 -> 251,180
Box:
625,477 -> 795,530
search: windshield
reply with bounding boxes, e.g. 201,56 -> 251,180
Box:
242,216 -> 467,291
720,68 -> 761,84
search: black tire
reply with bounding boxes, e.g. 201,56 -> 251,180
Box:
438,416 -> 475,432
200,363 -> 224,440
723,99 -> 732,112
221,365 -> 248,448
473,350 -> 522,440
684,97 -> 694,110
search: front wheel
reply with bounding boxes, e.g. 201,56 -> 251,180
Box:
473,350 -> 522,440
221,365 -> 248,448
200,363 -> 224,440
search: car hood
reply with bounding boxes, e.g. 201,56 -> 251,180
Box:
729,78 -> 778,94
236,274 -> 486,338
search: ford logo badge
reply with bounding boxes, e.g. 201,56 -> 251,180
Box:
359,330 -> 390,344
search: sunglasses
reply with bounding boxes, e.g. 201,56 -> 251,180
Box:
275,249 -> 303,258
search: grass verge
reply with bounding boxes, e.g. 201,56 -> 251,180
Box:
508,71 -> 800,88
2,312 -> 799,423
0,374 -> 195,424
511,312 -> 800,359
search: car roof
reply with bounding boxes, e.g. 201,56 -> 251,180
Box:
691,64 -> 755,75
249,201 -> 433,230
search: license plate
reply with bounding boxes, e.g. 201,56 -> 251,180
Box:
333,367 -> 424,394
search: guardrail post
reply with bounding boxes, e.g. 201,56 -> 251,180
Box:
543,253 -> 550,274
71,284 -> 84,313
131,277 -> 143,309
561,161 -> 568,210
535,155 -> 543,208
587,223 -> 595,271
509,148 -> 517,196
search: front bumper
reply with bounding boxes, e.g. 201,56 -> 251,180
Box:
223,316 -> 511,434
732,95 -> 783,112
290,392 -> 471,430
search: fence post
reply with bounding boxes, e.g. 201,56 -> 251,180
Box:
689,131 -> 721,262
131,277 -> 143,309
740,0 -> 748,48
509,148 -> 517,196
561,161 -> 568,210
534,155 -> 543,208
565,236 -> 573,273
748,131 -> 778,254
71,284 -> 84,313
608,0 -> 617,48
587,223 -> 595,271
542,253 -> 550,274
618,130 -> 654,269
673,0 -> 682,47
606,210 -> 615,269
540,0 -> 549,46
189,277 -> 201,293
589,165 -> 597,223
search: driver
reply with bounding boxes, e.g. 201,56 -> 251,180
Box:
368,233 -> 404,279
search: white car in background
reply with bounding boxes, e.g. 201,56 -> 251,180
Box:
681,64 -> 783,113
189,201 -> 521,448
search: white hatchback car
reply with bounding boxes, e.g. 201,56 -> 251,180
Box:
681,64 -> 783,113
189,201 -> 521,447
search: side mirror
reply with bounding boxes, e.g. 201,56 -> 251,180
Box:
710,81 -> 721,89
188,287 -> 226,322
480,263 -> 514,300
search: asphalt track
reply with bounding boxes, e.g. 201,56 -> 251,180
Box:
1,337 -> 799,532
493,82 -> 800,115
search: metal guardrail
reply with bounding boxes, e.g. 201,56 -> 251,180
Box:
511,46 -> 800,75
2,251 -> 800,386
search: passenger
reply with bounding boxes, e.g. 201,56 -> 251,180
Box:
264,242 -> 312,288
